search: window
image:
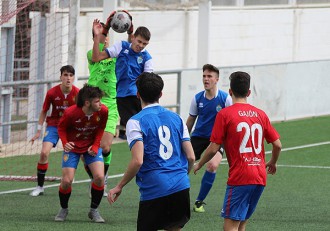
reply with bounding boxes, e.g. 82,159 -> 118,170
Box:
244,0 -> 288,5
58,0 -> 103,9
212,0 -> 237,6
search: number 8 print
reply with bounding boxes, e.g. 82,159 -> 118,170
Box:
158,125 -> 173,160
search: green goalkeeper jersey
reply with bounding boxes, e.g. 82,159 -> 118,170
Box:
87,43 -> 117,99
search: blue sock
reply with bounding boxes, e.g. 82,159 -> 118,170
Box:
196,171 -> 216,202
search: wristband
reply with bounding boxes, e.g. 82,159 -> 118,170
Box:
37,124 -> 43,130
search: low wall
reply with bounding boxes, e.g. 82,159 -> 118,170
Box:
180,60 -> 330,122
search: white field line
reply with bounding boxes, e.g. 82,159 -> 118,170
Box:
1,141 -> 330,195
0,174 -> 123,195
276,164 -> 330,169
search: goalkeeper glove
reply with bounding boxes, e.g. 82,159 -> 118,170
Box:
102,11 -> 116,36
122,10 -> 134,35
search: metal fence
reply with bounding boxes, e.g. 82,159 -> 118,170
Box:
0,70 -> 182,145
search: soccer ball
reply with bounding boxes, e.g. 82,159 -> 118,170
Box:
110,11 -> 132,33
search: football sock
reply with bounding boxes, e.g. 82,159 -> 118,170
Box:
59,186 -> 72,209
37,162 -> 48,187
102,150 -> 112,165
104,164 -> 109,184
103,150 -> 111,185
196,170 -> 216,201
90,182 -> 104,209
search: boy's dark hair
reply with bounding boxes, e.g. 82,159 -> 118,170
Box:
77,84 -> 104,107
134,26 -> 151,41
203,64 -> 219,77
229,71 -> 251,98
60,65 -> 75,75
136,72 -> 163,103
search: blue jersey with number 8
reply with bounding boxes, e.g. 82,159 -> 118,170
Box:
126,104 -> 191,201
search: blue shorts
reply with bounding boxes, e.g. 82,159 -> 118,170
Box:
43,126 -> 59,147
221,185 -> 265,221
61,148 -> 104,169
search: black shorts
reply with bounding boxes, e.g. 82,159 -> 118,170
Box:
191,136 -> 224,161
116,96 -> 142,126
137,188 -> 191,231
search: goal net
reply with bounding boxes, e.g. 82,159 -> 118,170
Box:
0,0 -> 205,182
0,0 -> 69,181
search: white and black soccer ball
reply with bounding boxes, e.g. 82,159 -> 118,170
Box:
110,11 -> 132,33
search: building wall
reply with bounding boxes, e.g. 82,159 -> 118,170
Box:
76,6 -> 330,77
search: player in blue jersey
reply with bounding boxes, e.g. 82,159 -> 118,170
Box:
107,72 -> 195,231
186,64 -> 232,213
92,15 -> 153,139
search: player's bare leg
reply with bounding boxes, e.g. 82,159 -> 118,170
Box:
89,161 -> 104,187
223,218 -> 241,231
84,131 -> 114,197
238,220 -> 248,231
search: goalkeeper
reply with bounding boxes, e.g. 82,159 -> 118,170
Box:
83,19 -> 119,197
92,11 -> 153,140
